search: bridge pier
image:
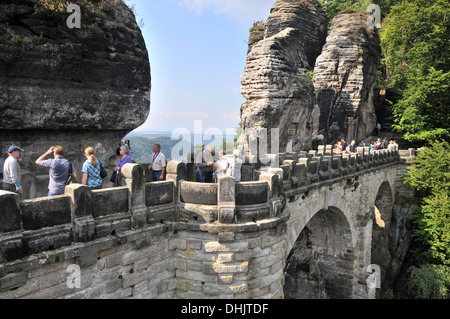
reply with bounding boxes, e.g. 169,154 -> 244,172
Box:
175,217 -> 289,299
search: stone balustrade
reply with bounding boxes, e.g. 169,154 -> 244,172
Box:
0,145 -> 417,299
0,146 -> 403,264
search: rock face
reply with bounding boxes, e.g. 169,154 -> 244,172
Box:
264,0 -> 328,69
0,0 -> 150,175
313,11 -> 381,144
239,0 -> 328,154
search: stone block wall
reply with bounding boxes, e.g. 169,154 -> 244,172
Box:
0,223 -> 176,299
174,215 -> 289,299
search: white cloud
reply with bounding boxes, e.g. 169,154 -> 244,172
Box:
220,110 -> 240,121
178,0 -> 274,23
230,87 -> 240,94
161,111 -> 209,120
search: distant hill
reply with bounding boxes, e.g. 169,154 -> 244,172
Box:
124,132 -> 237,163
123,135 -> 178,163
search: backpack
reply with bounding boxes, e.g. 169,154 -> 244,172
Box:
99,161 -> 107,179
65,162 -> 74,185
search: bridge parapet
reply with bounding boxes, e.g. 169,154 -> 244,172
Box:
0,145 -> 419,299
0,146 -> 407,264
0,166 -> 177,264
251,146 -> 401,193
164,145 -> 403,226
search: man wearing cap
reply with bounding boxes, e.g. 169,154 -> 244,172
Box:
36,145 -> 78,196
2,145 -> 24,195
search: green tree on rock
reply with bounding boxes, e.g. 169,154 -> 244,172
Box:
318,0 -> 402,25
380,0 -> 450,145
404,140 -> 450,265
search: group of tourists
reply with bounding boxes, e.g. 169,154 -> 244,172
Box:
1,138 -> 248,199
333,138 -> 357,155
1,143 -> 107,197
1,141 -> 167,198
334,137 -> 398,155
193,146 -> 243,183
7,136 -> 399,198
369,138 -> 399,151
253,19 -> 265,27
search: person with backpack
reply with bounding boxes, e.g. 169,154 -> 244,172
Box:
36,145 -> 78,196
81,147 -> 103,190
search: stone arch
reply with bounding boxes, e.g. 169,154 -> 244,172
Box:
283,207 -> 355,299
371,180 -> 395,294
373,181 -> 394,229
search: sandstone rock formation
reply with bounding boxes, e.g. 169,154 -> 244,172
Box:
239,0 -> 328,154
0,0 -> 150,175
264,0 -> 328,69
313,10 -> 381,144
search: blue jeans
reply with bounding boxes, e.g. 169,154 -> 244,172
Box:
151,170 -> 163,182
195,170 -> 213,183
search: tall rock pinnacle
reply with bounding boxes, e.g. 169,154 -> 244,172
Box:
264,0 -> 328,69
239,0 -> 328,154
313,10 -> 381,144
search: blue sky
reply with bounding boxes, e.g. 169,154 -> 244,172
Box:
126,0 -> 275,133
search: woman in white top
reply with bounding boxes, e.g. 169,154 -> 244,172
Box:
213,151 -> 229,182
229,150 -> 243,182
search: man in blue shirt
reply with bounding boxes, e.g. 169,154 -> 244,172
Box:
36,146 -> 78,196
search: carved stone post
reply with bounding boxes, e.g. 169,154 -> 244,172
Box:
331,155 -> 342,177
166,161 -> 186,218
319,155 -> 332,181
259,172 -> 282,217
317,145 -> 325,156
166,161 -> 187,185
267,167 -> 283,181
217,176 -> 236,224
0,191 -> 23,262
122,163 -> 147,229
65,184 -> 95,243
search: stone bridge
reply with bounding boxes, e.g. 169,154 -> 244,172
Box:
0,146 -> 417,299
